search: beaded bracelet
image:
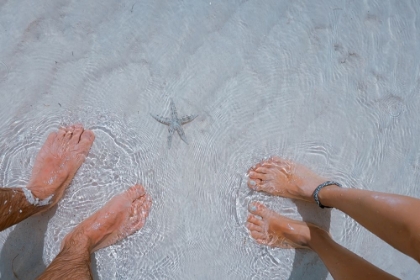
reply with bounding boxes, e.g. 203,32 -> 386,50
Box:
313,181 -> 342,209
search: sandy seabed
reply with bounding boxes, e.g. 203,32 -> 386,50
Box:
0,0 -> 420,279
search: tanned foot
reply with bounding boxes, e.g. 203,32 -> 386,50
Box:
247,157 -> 328,203
27,125 -> 95,204
246,202 -> 326,249
63,184 -> 152,253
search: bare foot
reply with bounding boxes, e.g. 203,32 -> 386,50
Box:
27,125 -> 95,204
246,202 -> 326,249
63,184 -> 152,253
247,157 -> 327,203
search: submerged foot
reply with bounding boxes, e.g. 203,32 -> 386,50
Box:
246,202 -> 325,249
64,184 -> 152,253
247,157 -> 328,203
27,125 -> 95,204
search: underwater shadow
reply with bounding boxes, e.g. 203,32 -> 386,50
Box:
0,206 -> 103,280
287,200 -> 330,280
0,206 -> 57,280
91,254 -> 100,280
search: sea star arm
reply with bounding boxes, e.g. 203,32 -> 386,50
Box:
180,114 -> 198,125
170,98 -> 178,119
176,126 -> 189,144
167,125 -> 175,148
150,114 -> 171,125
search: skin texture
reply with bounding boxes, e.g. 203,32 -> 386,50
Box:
0,125 -> 94,231
246,156 -> 419,280
0,187 -> 49,231
38,184 -> 152,280
0,125 -> 152,280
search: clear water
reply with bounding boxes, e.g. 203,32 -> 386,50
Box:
0,0 -> 420,279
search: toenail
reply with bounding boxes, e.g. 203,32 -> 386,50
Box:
249,180 -> 256,186
249,204 -> 257,212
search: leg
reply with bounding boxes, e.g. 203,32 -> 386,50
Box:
247,156 -> 420,262
38,184 -> 152,280
0,125 -> 94,231
246,202 -> 398,280
0,187 -> 50,231
319,186 -> 420,262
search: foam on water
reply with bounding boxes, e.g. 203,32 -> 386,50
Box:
1,0 -> 420,279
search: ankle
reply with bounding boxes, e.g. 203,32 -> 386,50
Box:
307,226 -> 331,250
26,183 -> 49,200
22,187 -> 54,207
63,229 -> 93,255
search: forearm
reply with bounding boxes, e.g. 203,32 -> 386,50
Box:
319,187 -> 420,261
0,187 -> 50,231
38,229 -> 93,280
308,228 -> 399,280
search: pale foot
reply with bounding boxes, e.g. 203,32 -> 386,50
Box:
246,202 -> 326,249
63,184 -> 152,253
27,125 -> 95,203
247,157 -> 328,203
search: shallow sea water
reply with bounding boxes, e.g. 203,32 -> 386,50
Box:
0,0 -> 420,279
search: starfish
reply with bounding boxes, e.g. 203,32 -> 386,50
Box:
151,98 -> 198,148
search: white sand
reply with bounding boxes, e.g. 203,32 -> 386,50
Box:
0,0 -> 420,279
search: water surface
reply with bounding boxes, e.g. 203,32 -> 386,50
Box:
0,0 -> 419,279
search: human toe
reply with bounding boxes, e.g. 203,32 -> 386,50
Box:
141,194 -> 152,215
127,194 -> 152,233
249,170 -> 264,180
250,230 -> 266,241
63,126 -> 75,141
247,215 -> 263,226
128,201 -> 146,229
69,125 -> 84,145
260,161 -> 277,168
125,184 -> 147,201
56,127 -> 67,141
248,159 -> 266,173
252,167 -> 272,180
76,130 -> 95,153
247,179 -> 261,191
132,192 -> 152,218
246,222 -> 262,232
248,202 -> 269,217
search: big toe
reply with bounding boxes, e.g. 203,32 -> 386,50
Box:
125,193 -> 152,236
247,178 -> 261,191
76,129 -> 95,154
125,184 -> 146,201
248,202 -> 270,218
